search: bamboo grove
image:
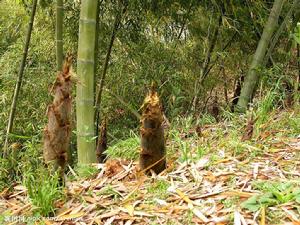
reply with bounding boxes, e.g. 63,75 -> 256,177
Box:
1,0 -> 300,173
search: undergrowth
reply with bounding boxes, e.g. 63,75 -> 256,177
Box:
103,101 -> 299,165
24,169 -> 64,216
0,85 -> 299,224
105,130 -> 140,160
241,181 -> 300,212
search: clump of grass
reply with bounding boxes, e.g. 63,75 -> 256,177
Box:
177,115 -> 195,131
221,109 -> 236,122
181,210 -> 194,225
147,179 -> 170,199
219,129 -> 244,157
97,185 -> 122,200
168,116 -> 200,162
287,116 -> 300,135
0,156 -> 15,191
75,164 -> 99,179
0,137 -> 42,191
168,129 -> 192,162
255,78 -> 285,128
198,113 -> 216,125
0,214 -> 6,224
106,131 -> 139,160
24,168 -> 64,216
196,145 -> 208,159
221,196 -> 240,209
268,110 -> 300,137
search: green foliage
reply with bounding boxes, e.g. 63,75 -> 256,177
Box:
147,179 -> 170,199
0,0 -> 55,147
0,1 -> 25,55
293,22 -> 300,44
286,116 -> 300,135
253,68 -> 299,138
105,131 -> 140,160
170,130 -> 192,162
0,156 -> 15,191
198,113 -> 217,125
221,196 -> 240,209
97,185 -> 122,200
241,181 -> 300,212
75,164 -> 99,179
168,117 -> 194,162
259,109 -> 300,138
196,146 -> 208,159
255,77 -> 285,127
0,137 -> 42,191
24,169 -> 63,216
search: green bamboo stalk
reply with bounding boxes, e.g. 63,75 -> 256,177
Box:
56,0 -> 64,71
236,0 -> 284,112
76,0 -> 99,164
264,0 -> 300,65
95,3 -> 125,131
3,0 -> 38,156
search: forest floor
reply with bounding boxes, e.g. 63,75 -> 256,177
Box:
0,109 -> 300,225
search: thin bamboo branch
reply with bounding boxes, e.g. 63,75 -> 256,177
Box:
94,0 -> 102,78
95,2 -> 127,130
177,0 -> 193,40
56,0 -> 64,71
104,88 -> 141,120
3,0 -> 38,156
202,31 -> 238,81
202,14 -> 222,78
191,12 -> 222,112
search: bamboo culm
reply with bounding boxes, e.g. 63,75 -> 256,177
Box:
236,0 -> 284,112
76,0 -> 99,164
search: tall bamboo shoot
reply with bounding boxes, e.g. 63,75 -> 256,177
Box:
139,88 -> 166,174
